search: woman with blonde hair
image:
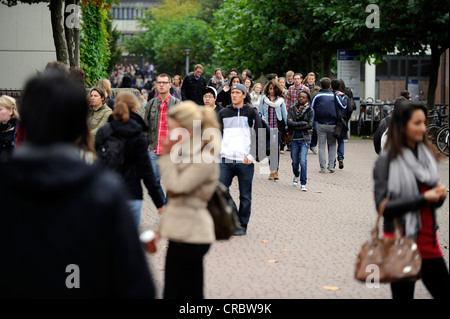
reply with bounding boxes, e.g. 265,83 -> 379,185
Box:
0,95 -> 19,157
95,91 -> 165,230
156,101 -> 221,299
97,78 -> 115,110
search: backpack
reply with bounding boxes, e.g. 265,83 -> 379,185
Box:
207,182 -> 240,240
96,123 -> 126,172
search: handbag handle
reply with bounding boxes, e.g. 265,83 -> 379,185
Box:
371,197 -> 390,240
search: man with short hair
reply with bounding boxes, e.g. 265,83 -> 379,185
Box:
181,64 -> 207,105
286,73 -> 310,110
311,77 -> 347,173
202,86 -> 223,115
145,73 -> 181,200
218,84 -> 264,236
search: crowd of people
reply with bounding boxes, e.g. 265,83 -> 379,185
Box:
0,60 -> 448,300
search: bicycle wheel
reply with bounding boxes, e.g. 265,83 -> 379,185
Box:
426,125 -> 441,145
436,126 -> 449,156
357,119 -> 363,136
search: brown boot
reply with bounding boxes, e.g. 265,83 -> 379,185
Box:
274,171 -> 279,180
268,173 -> 274,180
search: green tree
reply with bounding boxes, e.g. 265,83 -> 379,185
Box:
124,0 -> 216,77
319,0 -> 449,109
80,3 -> 111,86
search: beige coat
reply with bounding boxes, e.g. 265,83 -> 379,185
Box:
156,143 -> 220,244
87,103 -> 113,136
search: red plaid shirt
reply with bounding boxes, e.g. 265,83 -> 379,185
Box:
286,84 -> 310,109
154,95 -> 170,155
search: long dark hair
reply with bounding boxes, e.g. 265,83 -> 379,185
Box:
264,79 -> 283,97
386,100 -> 438,160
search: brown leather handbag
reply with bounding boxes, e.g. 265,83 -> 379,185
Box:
354,198 -> 422,283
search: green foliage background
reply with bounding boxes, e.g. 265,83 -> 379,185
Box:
80,3 -> 111,87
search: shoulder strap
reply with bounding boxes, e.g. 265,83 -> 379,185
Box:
372,197 -> 390,239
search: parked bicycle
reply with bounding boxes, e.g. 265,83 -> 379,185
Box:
426,106 -> 448,145
435,125 -> 449,156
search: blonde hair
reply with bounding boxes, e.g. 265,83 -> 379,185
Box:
97,78 -> 112,97
167,101 -> 221,156
252,83 -> 262,92
286,70 -> 294,78
0,95 -> 19,119
113,91 -> 140,123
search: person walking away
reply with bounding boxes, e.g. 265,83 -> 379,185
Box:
87,87 -> 113,137
95,91 -> 165,231
181,64 -> 207,105
0,73 -> 156,298
259,80 -> 287,180
218,84 -> 264,236
287,91 -> 314,191
0,95 -> 19,160
311,77 -> 347,173
373,100 -> 449,299
144,73 -> 181,203
156,101 -> 221,299
331,79 -> 350,170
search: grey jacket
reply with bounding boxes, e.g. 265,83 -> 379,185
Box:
144,95 -> 180,151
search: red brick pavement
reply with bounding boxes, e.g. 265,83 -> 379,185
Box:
140,139 -> 449,299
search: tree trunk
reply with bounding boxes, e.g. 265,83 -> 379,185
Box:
426,44 -> 443,111
321,50 -> 331,78
50,0 -> 69,66
65,0 -> 80,67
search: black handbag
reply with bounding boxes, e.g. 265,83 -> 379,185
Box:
207,182 -> 240,240
333,93 -> 349,140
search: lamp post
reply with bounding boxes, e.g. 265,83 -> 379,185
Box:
183,49 -> 191,76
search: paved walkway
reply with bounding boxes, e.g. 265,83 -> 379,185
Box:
140,139 -> 449,299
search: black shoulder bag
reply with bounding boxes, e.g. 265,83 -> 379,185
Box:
333,93 -> 349,141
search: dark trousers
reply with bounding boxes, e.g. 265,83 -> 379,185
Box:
390,257 -> 450,299
219,159 -> 254,229
164,241 -> 211,299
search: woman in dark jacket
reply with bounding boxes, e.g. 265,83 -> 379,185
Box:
373,100 -> 448,299
287,90 -> 314,191
95,91 -> 165,231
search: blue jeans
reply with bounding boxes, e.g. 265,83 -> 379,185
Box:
148,150 -> 166,203
310,121 -> 318,148
337,132 -> 348,161
290,139 -> 309,186
219,159 -> 254,230
127,199 -> 143,231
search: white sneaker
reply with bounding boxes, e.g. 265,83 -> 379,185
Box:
300,185 -> 307,192
310,147 -> 317,154
293,177 -> 299,186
